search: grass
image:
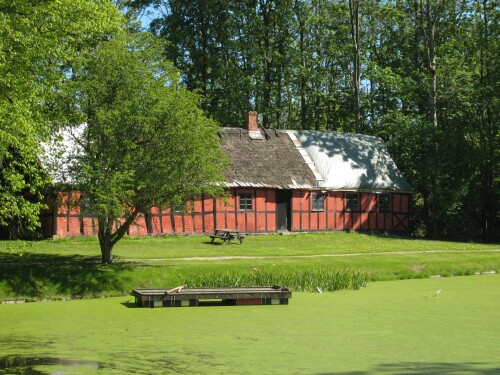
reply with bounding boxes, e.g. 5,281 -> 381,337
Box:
0,275 -> 498,374
0,233 -> 498,300
3,232 -> 497,258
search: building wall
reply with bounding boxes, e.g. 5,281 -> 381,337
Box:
44,188 -> 410,237
290,190 -> 409,232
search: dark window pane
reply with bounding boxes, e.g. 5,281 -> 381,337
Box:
312,193 -> 325,211
239,194 -> 252,211
81,195 -> 93,216
346,193 -> 359,211
379,194 -> 391,212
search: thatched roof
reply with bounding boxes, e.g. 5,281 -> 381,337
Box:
220,128 -> 317,189
220,128 -> 412,193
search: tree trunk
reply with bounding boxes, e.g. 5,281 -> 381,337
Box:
299,16 -> 307,129
97,209 -> 140,264
100,238 -> 114,264
98,219 -> 114,264
479,0 -> 495,240
349,0 -> 361,133
425,0 -> 438,127
261,0 -> 272,129
199,2 -> 209,111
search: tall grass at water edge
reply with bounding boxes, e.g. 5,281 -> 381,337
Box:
186,269 -> 368,292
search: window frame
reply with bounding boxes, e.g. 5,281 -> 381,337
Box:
238,193 -> 253,211
345,193 -> 359,212
311,192 -> 325,212
80,195 -> 93,216
378,193 -> 391,213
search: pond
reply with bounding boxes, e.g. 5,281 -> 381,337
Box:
0,356 -> 100,374
0,275 -> 499,374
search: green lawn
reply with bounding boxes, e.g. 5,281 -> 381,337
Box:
0,275 -> 498,374
7,232 -> 496,259
0,233 -> 498,300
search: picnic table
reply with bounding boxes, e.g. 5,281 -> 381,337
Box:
210,228 -> 245,244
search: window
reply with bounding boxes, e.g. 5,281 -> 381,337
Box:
239,193 -> 252,211
80,195 -> 93,216
312,192 -> 325,211
378,194 -> 391,212
172,204 -> 186,213
346,193 -> 359,211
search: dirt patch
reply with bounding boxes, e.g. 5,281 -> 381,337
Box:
409,264 -> 425,273
131,249 -> 500,262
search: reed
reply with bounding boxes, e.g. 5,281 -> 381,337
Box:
186,269 -> 368,292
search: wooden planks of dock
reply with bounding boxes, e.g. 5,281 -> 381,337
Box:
132,285 -> 291,308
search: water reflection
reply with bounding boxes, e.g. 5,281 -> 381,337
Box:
0,356 -> 100,374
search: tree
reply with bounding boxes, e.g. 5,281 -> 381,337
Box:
132,0 -> 498,240
56,34 -> 228,263
418,0 -> 445,128
0,0 -> 122,237
473,0 -> 499,240
348,0 -> 361,132
144,0 -> 246,126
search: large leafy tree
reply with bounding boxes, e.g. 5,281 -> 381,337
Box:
0,0 -> 122,237
56,34 -> 227,263
366,0 -> 498,239
6,0 -> 492,242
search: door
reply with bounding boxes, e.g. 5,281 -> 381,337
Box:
276,190 -> 292,231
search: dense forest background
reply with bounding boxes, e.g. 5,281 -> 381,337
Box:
130,0 -> 498,240
0,0 -> 497,241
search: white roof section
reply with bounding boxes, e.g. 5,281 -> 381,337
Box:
248,130 -> 264,140
40,124 -> 85,184
286,131 -> 324,187
289,130 -> 412,192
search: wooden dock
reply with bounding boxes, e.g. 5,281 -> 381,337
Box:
132,285 -> 291,307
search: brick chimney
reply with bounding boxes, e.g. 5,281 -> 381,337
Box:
245,111 -> 259,131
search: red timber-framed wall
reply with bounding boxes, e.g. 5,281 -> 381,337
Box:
42,188 -> 410,238
290,190 -> 409,232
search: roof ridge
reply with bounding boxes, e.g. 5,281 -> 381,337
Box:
285,131 -> 325,188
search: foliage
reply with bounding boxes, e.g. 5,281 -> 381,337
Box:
1,0 -> 497,242
53,32 -> 228,263
133,0 -> 498,241
0,0 -> 123,237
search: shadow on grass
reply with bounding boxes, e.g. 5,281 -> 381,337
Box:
120,301 -> 140,308
202,241 -> 223,245
0,252 -> 134,299
361,230 -> 498,245
120,300 -> 262,309
202,241 -> 243,246
316,362 -> 500,374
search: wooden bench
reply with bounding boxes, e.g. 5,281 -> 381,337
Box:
236,233 -> 245,244
209,234 -> 227,242
210,229 -> 245,244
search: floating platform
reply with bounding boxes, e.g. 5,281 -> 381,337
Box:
132,285 -> 291,307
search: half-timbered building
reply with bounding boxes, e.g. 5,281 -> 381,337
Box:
41,112 -> 412,237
